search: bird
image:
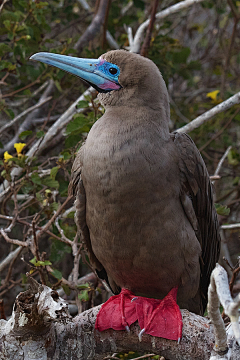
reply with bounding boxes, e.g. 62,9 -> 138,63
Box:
30,50 -> 220,340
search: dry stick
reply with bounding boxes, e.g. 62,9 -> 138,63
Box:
0,96 -> 52,136
6,80 -> 49,108
199,108 -> 240,152
32,220 -> 46,285
0,80 -> 55,156
208,264 -> 240,358
221,223 -> 240,230
0,300 -> 6,320
74,0 -> 109,52
220,16 -> 239,97
140,0 -> 159,57
177,91 -> 240,134
2,77 -> 42,98
36,195 -> 73,242
0,229 -> 28,247
130,355 -> 157,360
101,0 -> 111,49
211,146 -> 232,186
0,0 -> 9,14
229,266 -> 240,297
0,246 -> 23,273
130,0 -> 205,53
4,247 -> 22,285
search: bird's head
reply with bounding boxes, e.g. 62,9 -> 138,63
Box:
30,50 -> 169,113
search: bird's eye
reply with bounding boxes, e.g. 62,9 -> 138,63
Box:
109,67 -> 118,75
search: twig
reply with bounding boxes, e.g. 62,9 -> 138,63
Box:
221,223 -> 240,230
130,0 -> 205,53
220,16 -> 239,97
106,30 -> 120,49
36,196 -> 73,242
6,80 -> 50,108
0,80 -> 55,156
0,300 -> 6,320
199,108 -> 240,152
0,96 -> 52,136
0,0 -> 9,14
54,215 -> 72,245
140,0 -> 159,57
177,91 -> 240,134
74,0 -> 109,52
130,355 -> 157,360
101,0 -> 111,49
2,77 -> 41,98
208,264 -> 240,359
0,246 -> 23,272
76,0 -> 91,11
211,146 -> 232,185
0,229 -> 29,247
229,265 -> 240,297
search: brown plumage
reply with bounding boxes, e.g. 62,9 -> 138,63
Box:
70,50 -> 220,315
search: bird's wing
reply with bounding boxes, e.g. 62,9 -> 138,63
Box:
69,147 -> 119,293
172,132 -> 221,313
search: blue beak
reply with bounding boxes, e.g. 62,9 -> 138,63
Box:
30,52 -> 121,93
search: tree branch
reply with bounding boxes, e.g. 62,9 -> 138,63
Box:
130,0 -> 205,53
74,0 -> 109,52
177,91 -> 240,134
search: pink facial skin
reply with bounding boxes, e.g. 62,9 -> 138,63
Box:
98,81 -> 121,90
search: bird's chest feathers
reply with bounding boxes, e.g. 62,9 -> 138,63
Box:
82,115 -> 179,198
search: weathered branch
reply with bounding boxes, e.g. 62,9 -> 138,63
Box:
0,96 -> 52,137
211,146 -> 232,185
74,0 -> 109,52
130,0 -> 205,53
177,91 -> 240,134
208,264 -> 240,360
0,279 -> 215,360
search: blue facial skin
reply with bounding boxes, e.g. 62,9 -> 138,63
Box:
30,52 -> 121,92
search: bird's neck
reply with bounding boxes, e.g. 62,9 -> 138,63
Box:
104,105 -> 170,141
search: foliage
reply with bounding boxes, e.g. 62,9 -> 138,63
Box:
0,2 -> 240,358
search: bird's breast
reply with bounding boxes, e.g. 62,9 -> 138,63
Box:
80,116 -> 200,298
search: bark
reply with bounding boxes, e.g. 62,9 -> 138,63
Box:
0,275 -> 239,360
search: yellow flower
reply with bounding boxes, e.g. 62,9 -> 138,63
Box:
4,151 -> 13,161
14,143 -> 26,155
206,90 -> 220,103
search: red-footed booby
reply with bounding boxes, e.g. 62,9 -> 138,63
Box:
30,50 -> 220,341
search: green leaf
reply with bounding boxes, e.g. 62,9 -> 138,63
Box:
66,114 -> 88,135
215,203 -> 230,216
62,283 -> 71,296
50,166 -> 59,179
54,80 -> 62,92
0,43 -> 12,56
228,149 -> 239,166
78,290 -> 89,302
51,268 -> 62,279
77,283 -> 90,290
42,176 -> 59,188
19,130 -> 33,139
21,273 -> 28,284
36,130 -> 45,138
29,257 -> 52,267
66,211 -> 75,219
31,172 -> 42,185
76,100 -> 89,108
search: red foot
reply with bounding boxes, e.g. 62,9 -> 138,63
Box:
95,287 -> 182,341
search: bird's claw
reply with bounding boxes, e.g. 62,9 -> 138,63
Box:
138,328 -> 145,342
131,297 -> 138,302
125,325 -> 130,333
